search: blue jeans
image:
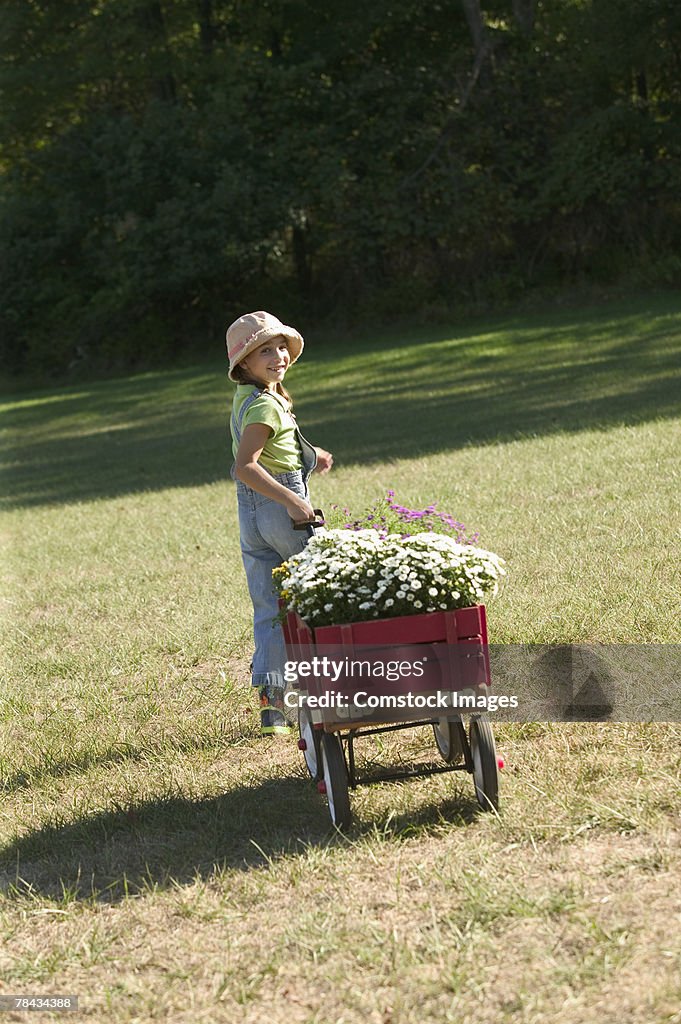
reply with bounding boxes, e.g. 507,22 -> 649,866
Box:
237,470 -> 310,688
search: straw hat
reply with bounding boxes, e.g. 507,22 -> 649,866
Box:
225,311 -> 304,381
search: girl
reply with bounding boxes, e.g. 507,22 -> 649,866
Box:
226,310 -> 333,736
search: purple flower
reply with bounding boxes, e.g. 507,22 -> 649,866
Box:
337,490 -> 478,546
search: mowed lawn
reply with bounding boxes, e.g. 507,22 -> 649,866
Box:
1,294 -> 680,1023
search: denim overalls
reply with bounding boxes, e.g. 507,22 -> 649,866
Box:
231,389 -> 318,689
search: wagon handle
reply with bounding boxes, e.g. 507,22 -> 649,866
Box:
291,508 -> 325,530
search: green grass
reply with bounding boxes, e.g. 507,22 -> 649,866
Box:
1,293 -> 680,1022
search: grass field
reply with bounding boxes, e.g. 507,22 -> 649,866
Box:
1,294 -> 680,1022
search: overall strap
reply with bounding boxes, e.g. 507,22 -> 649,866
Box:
231,388 -> 265,445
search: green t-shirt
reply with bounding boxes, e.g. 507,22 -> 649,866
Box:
230,385 -> 302,473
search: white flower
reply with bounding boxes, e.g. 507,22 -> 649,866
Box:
274,522 -> 504,627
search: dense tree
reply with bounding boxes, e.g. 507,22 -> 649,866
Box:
1,0 -> 680,374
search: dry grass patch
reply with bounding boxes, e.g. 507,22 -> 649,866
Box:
0,723 -> 679,1022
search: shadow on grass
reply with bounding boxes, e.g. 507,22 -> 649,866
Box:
2,295 -> 680,509
0,771 -> 478,904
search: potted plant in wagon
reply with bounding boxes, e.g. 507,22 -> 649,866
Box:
273,492 -> 506,828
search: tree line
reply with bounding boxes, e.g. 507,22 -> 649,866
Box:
1,0 -> 680,375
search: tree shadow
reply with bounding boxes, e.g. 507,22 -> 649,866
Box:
2,297 -> 680,508
0,770 -> 479,904
1,368 -> 230,509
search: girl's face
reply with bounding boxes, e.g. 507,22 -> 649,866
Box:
241,337 -> 291,387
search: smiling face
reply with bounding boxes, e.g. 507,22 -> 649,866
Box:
240,336 -> 291,388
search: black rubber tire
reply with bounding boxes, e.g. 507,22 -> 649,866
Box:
432,717 -> 466,764
469,715 -> 499,812
298,705 -> 322,781
320,733 -> 352,830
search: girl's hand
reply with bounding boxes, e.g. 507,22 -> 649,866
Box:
314,447 -> 334,475
286,494 -> 316,523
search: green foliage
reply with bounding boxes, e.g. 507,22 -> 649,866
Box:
1,0 -> 681,375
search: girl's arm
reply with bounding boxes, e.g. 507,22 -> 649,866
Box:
235,422 -> 315,522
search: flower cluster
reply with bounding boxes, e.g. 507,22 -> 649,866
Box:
331,490 -> 478,544
273,529 -> 506,628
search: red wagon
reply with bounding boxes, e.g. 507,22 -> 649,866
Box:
282,603 -> 499,829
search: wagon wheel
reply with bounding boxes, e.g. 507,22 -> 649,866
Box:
297,705 -> 322,781
432,717 -> 466,764
469,715 -> 499,812
320,733 -> 352,830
